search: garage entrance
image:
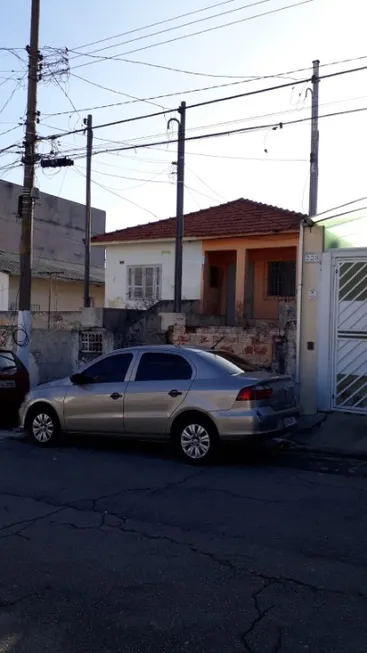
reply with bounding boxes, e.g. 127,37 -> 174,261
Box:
331,255 -> 367,413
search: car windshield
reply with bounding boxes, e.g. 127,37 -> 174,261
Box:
195,350 -> 244,375
0,352 -> 17,372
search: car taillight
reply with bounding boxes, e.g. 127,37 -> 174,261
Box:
236,385 -> 273,401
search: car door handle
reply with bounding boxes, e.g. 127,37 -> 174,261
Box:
110,392 -> 122,400
168,389 -> 182,398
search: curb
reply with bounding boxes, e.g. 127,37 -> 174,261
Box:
290,445 -> 367,462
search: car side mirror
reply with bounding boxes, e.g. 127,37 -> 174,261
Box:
70,372 -> 88,385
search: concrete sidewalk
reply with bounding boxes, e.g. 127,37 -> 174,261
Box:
0,426 -> 23,441
292,412 -> 367,459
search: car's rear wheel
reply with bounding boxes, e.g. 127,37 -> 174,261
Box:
173,415 -> 218,464
26,405 -> 60,446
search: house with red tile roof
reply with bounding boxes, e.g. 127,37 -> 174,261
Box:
92,198 -> 304,323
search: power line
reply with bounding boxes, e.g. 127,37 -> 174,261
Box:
71,0 -> 274,65
38,76 -> 311,142
315,196 -> 367,220
187,168 -> 227,202
68,70 -> 303,113
77,92 -> 367,148
0,140 -> 22,154
73,167 -> 160,218
71,0 -> 315,69
39,64 -> 367,143
81,54 -> 299,81
66,105 -> 367,161
74,163 -> 172,184
0,76 -> 26,116
0,124 -> 22,138
70,73 -> 169,110
188,64 -> 367,110
70,0 -> 252,53
45,55 -> 367,119
47,72 -> 301,118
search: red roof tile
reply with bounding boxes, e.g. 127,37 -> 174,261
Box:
92,198 -> 305,244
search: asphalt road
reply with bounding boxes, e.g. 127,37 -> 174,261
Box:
1,436 -> 367,653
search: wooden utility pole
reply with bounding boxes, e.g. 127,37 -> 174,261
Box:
83,114 -> 93,308
17,0 -> 40,367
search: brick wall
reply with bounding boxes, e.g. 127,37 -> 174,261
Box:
171,325 -> 277,368
170,309 -> 297,376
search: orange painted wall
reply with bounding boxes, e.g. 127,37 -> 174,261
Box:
201,234 -> 298,321
250,247 -> 297,320
201,233 -> 298,252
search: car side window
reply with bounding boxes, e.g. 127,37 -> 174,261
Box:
0,352 -> 17,372
83,353 -> 133,384
135,353 -> 192,382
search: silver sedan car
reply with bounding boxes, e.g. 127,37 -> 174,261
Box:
19,345 -> 298,463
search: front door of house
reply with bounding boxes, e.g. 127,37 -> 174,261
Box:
226,263 -> 236,325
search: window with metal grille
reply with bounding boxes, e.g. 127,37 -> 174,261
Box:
267,261 -> 296,297
127,265 -> 161,302
80,331 -> 103,354
9,302 -> 41,311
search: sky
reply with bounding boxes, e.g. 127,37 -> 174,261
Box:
0,0 -> 366,234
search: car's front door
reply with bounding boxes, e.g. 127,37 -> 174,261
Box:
63,352 -> 134,434
123,351 -> 195,436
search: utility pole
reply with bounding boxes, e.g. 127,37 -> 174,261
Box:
83,114 -> 93,308
17,0 -> 41,368
308,59 -> 320,217
168,101 -> 186,313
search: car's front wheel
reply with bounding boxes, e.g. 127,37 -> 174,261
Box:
173,415 -> 218,464
26,405 -> 60,446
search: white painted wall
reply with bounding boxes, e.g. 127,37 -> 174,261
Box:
103,240 -> 203,308
7,277 -> 104,312
0,272 -> 9,310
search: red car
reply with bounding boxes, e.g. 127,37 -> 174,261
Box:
0,349 -> 30,425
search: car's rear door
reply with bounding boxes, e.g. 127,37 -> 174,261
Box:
63,352 -> 134,434
123,351 -> 195,436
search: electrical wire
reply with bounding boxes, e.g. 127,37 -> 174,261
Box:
0,124 -> 22,138
185,182 -> 226,204
69,73 -> 169,111
73,166 -> 160,218
70,0 -> 275,64
45,55 -> 367,119
68,70 -> 303,114
71,0 -> 315,69
70,0 -> 255,53
314,196 -> 367,221
65,105 -> 367,161
39,64 -> 367,143
0,141 -> 22,154
67,91 -> 367,149
187,167 -> 227,202
0,76 -> 26,116
38,76 -> 310,142
74,163 -> 171,184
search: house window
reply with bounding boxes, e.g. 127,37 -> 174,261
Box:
267,261 -> 296,297
9,302 -> 40,311
127,265 -> 161,302
80,331 -> 103,354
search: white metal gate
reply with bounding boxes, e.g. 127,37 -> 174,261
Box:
333,257 -> 367,412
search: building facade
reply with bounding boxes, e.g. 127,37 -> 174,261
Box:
298,206 -> 367,414
92,198 -> 303,324
0,179 -> 106,268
